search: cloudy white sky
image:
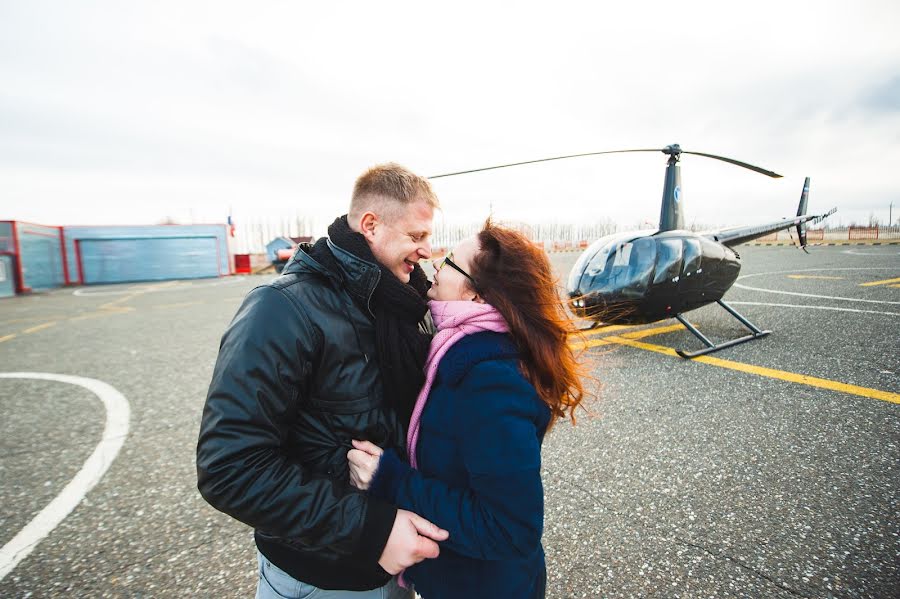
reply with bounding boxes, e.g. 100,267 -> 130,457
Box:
2,0 -> 899,236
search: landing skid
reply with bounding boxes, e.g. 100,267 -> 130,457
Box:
675,300 -> 770,358
579,320 -> 602,332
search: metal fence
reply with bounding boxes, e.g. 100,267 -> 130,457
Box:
231,219 -> 900,258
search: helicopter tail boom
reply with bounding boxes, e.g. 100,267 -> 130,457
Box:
707,177 -> 836,248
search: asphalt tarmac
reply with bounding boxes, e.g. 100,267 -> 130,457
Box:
1,245 -> 897,598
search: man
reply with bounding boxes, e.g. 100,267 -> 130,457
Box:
197,163 -> 448,598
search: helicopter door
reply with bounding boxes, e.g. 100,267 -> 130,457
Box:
653,239 -> 683,285
682,238 -> 701,277
613,237 -> 656,298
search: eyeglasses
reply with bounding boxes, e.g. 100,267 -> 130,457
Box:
436,252 -> 479,291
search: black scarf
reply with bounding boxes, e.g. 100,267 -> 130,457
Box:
310,216 -> 431,424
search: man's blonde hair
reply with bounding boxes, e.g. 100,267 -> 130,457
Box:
349,163 -> 440,222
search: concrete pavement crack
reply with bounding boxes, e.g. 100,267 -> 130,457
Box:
557,475 -> 819,598
675,537 -> 812,598
101,527 -> 247,577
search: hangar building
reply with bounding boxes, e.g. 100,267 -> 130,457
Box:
0,221 -> 231,298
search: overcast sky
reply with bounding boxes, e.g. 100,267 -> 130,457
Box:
2,0 -> 899,236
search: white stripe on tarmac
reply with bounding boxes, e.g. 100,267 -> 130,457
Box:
0,373 -> 131,581
735,267 -> 900,305
728,301 -> 900,317
842,249 -> 900,256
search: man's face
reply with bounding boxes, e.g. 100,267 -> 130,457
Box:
368,200 -> 434,283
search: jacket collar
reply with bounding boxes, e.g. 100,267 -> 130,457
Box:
326,238 -> 382,303
438,331 -> 520,387
281,239 -> 381,304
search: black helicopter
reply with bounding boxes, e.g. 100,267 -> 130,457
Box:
430,144 -> 835,358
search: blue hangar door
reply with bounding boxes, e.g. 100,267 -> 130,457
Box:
78,237 -> 221,284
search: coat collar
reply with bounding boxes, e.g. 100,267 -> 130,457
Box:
438,331 -> 520,387
282,239 -> 381,304
325,238 -> 381,303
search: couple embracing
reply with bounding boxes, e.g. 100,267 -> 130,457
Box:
197,163 -> 586,599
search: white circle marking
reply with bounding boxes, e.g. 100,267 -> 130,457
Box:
0,373 -> 131,581
735,267 -> 900,305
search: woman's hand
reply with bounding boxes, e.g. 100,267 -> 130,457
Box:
347,439 -> 384,491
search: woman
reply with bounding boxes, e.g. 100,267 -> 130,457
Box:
348,220 -> 586,599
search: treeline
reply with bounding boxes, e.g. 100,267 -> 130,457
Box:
228,218 -> 898,254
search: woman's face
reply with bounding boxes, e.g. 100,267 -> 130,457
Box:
427,236 -> 480,301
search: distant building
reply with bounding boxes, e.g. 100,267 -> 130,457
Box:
0,221 -> 232,297
266,235 -> 314,272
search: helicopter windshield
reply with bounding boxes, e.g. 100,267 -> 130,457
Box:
569,232 -> 657,297
567,234 -> 618,292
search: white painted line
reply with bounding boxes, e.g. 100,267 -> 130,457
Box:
728,301 -> 900,317
842,249 -> 900,256
0,373 -> 131,581
735,267 -> 900,305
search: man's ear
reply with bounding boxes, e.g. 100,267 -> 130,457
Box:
356,211 -> 379,241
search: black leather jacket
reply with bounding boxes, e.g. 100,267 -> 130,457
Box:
197,240 -> 410,591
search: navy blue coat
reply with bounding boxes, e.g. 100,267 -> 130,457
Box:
369,331 -> 551,599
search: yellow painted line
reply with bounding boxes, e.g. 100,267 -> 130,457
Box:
69,313 -> 107,322
153,301 -> 203,310
787,275 -> 845,280
605,337 -> 900,405
0,315 -> 64,326
0,334 -> 17,343
620,323 -> 685,340
570,337 -> 614,351
68,307 -> 134,321
605,335 -> 679,357
99,295 -> 137,310
569,323 -> 684,351
860,277 -> 900,287
23,321 -> 58,334
891,284 -> 900,289
580,324 -> 638,339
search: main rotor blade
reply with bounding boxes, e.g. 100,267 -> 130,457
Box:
428,149 -> 662,179
682,151 -> 782,178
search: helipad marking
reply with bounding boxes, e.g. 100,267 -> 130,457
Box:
728,301 -> 900,317
569,323 -> 683,350
860,277 -> 900,287
23,322 -> 58,334
580,324 -> 637,339
842,249 -> 900,256
786,275 -> 844,280
736,267 -> 900,305
602,337 -> 900,405
153,301 -> 203,310
0,373 -> 131,581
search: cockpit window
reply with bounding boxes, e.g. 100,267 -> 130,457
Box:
587,245 -> 615,276
653,239 -> 683,284
683,238 -> 701,275
567,232 -> 657,296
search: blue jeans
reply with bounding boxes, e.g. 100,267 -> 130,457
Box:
255,551 -> 414,599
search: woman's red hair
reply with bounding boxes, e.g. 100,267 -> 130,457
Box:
471,220 -> 587,428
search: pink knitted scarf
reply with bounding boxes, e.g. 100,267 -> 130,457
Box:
406,300 -> 509,468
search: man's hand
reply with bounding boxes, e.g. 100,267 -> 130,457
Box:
348,439 -> 383,491
378,509 -> 450,575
